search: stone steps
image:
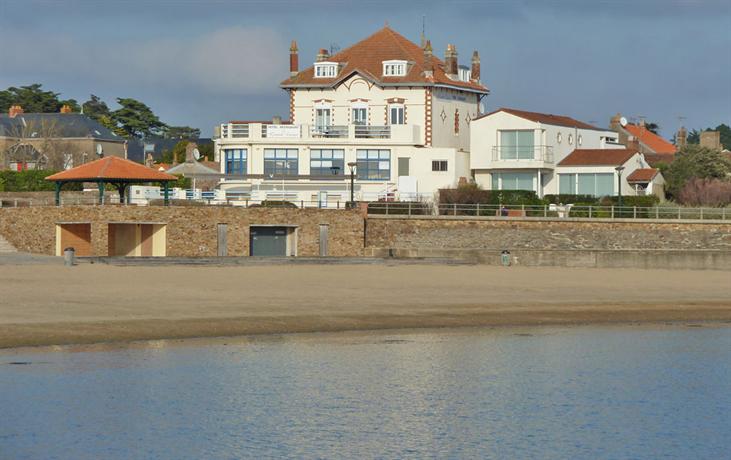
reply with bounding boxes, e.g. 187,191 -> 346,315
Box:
0,234 -> 17,253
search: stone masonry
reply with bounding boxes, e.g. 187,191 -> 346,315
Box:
0,206 -> 364,257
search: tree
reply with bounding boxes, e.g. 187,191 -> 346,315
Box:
111,98 -> 167,138
0,84 -> 76,113
712,123 -> 731,150
687,129 -> 701,144
81,94 -> 110,120
661,144 -> 731,199
643,122 -> 660,135
164,126 -> 201,139
161,140 -> 189,164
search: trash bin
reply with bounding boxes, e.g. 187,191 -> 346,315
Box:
63,247 -> 75,266
500,249 -> 511,267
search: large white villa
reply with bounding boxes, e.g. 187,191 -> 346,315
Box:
214,26 -> 488,205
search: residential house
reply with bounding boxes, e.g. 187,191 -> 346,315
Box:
214,26 -> 489,205
609,114 -> 676,166
0,105 -> 126,171
469,108 -> 622,197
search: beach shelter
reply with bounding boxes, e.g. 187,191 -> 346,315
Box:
45,156 -> 178,205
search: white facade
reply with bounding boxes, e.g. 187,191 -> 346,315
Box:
556,152 -> 653,198
470,110 -> 621,197
215,79 -> 481,204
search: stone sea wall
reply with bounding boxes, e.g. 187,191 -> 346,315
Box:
0,206 -> 364,257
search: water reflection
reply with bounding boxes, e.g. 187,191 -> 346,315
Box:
1,326 -> 731,459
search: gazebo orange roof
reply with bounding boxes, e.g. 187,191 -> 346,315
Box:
45,156 -> 176,182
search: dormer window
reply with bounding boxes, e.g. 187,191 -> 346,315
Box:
314,62 -> 338,78
383,60 -> 407,77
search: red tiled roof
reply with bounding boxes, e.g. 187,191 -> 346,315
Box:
45,156 -> 177,182
627,168 -> 659,183
644,153 -> 675,167
281,26 -> 488,93
624,124 -> 676,154
558,149 -> 637,166
474,107 -> 604,131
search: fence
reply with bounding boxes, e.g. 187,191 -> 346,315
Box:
366,202 -> 731,221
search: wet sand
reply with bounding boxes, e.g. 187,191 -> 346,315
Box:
1,263 -> 730,348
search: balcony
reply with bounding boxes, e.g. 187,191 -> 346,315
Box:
217,122 -> 420,145
490,145 -> 554,169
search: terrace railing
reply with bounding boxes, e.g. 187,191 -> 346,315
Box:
491,145 -> 554,163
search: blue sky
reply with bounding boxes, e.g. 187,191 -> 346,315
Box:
0,0 -> 729,138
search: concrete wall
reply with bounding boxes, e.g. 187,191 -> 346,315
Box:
0,206 -> 364,257
365,215 -> 731,251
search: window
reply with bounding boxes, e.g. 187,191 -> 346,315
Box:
432,160 -> 448,172
356,149 -> 390,180
500,130 -> 534,160
495,172 -> 534,191
383,60 -> 407,76
398,157 -> 410,176
389,105 -> 404,125
557,132 -> 563,144
224,149 -> 247,175
561,173 -> 614,197
264,149 -> 298,176
352,107 -> 367,125
314,63 -> 338,78
568,133 -> 574,145
310,149 -> 344,176
578,134 -> 583,146
315,108 -> 331,129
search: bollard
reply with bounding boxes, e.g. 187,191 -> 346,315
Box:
63,247 -> 75,267
500,249 -> 511,267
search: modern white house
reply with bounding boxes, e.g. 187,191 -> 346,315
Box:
556,149 -> 663,198
469,108 -> 626,197
214,26 -> 489,205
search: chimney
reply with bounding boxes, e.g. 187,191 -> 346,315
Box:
8,105 -> 23,118
444,44 -> 458,77
423,40 -> 434,78
60,104 -> 72,114
676,126 -> 687,148
471,50 -> 480,82
610,113 -> 622,131
272,115 -> 282,124
185,142 -> 198,163
627,135 -> 640,152
700,130 -> 722,150
289,40 -> 299,77
316,48 -> 330,62
145,153 -> 155,168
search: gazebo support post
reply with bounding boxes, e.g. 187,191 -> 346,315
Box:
54,182 -> 61,206
163,182 -> 170,206
115,182 -> 128,205
98,181 -> 105,205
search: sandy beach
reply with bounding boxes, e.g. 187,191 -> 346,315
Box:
1,262 -> 730,348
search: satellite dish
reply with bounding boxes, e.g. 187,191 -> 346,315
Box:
193,148 -> 201,161
619,117 -> 628,127
95,144 -> 103,156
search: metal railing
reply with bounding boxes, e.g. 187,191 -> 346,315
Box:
491,145 -> 554,163
367,202 -> 731,221
355,125 -> 390,139
311,125 -> 349,138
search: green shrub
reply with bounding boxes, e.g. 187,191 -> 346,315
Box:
544,194 -> 598,205
0,170 -> 82,192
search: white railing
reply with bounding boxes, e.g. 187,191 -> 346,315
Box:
218,122 -> 420,143
310,125 -> 349,138
355,125 -> 390,139
491,145 -> 554,163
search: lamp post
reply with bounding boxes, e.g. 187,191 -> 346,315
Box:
347,161 -> 357,208
615,165 -> 625,208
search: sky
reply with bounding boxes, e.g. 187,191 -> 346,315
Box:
0,0 -> 729,138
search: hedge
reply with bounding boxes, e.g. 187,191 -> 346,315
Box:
0,170 -> 82,192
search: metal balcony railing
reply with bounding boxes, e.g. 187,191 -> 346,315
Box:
311,125 -> 349,138
355,125 -> 390,139
491,145 -> 554,163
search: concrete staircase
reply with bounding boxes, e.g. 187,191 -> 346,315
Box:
0,234 -> 17,253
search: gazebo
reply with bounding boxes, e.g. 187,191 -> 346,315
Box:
45,156 -> 178,205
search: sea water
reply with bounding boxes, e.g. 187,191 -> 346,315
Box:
1,325 -> 730,459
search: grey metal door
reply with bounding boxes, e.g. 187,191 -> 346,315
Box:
250,227 -> 287,256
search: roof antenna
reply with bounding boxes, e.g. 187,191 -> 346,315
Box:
420,15 -> 426,48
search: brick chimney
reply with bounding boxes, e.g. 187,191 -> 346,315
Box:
423,40 -> 434,78
289,40 -> 299,77
8,105 -> 23,118
700,130 -> 722,150
445,44 -> 458,77
471,50 -> 480,82
627,135 -> 640,152
60,104 -> 72,114
676,126 -> 687,148
610,113 -> 623,132
316,48 -> 330,62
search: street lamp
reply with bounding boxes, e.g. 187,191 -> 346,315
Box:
615,165 -> 625,208
347,161 -> 357,208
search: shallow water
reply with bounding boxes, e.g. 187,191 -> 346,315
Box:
1,325 -> 731,459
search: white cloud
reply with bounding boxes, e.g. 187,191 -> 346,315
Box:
0,26 -> 287,95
